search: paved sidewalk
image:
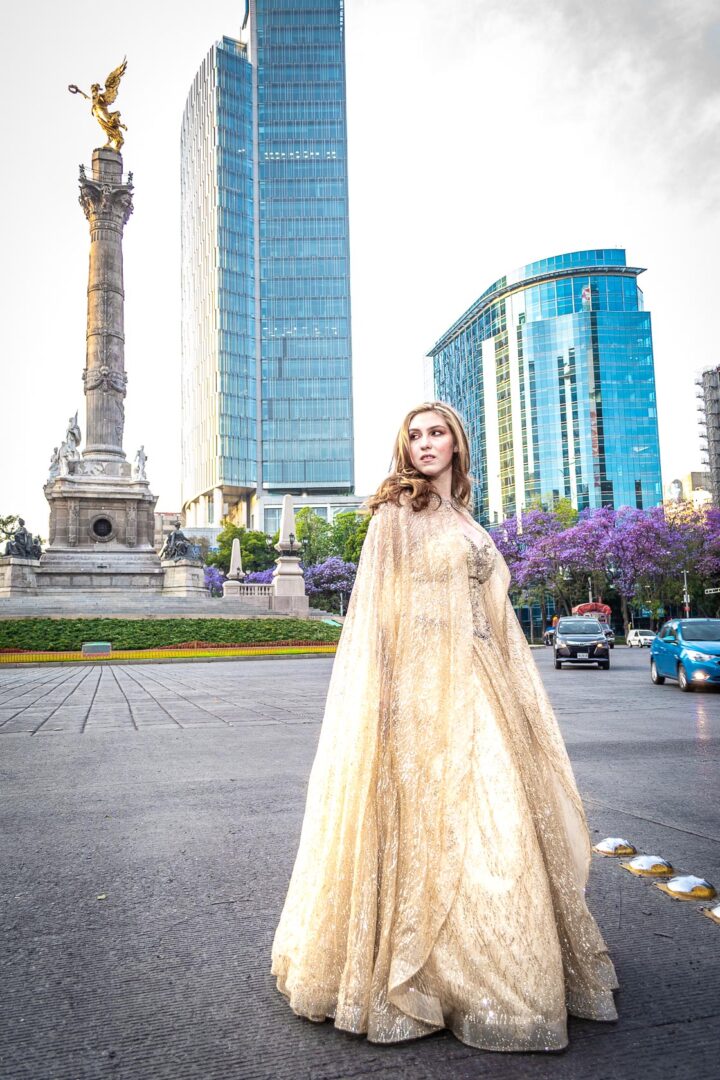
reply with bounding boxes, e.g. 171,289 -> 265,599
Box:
1,651 -> 719,1080
0,661 -> 328,735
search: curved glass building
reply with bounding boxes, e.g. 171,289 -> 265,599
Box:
428,249 -> 662,525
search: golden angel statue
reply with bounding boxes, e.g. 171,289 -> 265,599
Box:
69,59 -> 128,152
271,401 -> 618,1051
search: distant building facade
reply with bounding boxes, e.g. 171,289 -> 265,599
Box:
697,367 -> 720,504
154,511 -> 183,552
663,472 -> 712,509
428,249 -> 663,525
181,1 -> 357,535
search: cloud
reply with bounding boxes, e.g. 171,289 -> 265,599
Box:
473,0 -> 720,206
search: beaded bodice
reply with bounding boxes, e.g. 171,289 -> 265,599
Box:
463,533 -> 495,640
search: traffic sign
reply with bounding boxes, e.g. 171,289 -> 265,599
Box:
704,587 -> 720,594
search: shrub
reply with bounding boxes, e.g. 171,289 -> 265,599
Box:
0,618 -> 341,652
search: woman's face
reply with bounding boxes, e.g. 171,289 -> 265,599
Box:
407,410 -> 457,480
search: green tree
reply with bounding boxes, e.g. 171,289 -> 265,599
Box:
295,508 -> 332,566
0,514 -> 19,541
205,523 -> 276,574
553,497 -> 579,529
329,510 -> 370,563
525,495 -> 578,529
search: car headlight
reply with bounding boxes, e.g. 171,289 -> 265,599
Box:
596,641 -> 608,649
555,637 -> 566,646
685,650 -> 717,662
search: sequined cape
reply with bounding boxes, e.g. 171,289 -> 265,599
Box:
271,498 -> 618,1050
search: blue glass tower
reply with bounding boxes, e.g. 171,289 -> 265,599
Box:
181,2 -> 355,532
428,250 -> 662,526
253,0 -> 354,494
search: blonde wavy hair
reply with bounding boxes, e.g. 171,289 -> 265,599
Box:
366,401 -> 473,514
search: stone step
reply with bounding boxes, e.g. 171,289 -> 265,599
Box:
0,595 -> 335,620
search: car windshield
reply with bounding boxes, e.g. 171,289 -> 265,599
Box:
638,631 -> 654,636
557,619 -> 603,635
679,621 -> 720,642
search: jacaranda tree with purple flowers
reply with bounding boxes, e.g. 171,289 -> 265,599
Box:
244,568 -> 274,584
203,565 -> 226,598
493,502 -> 720,636
303,556 -> 357,614
491,509 -> 567,633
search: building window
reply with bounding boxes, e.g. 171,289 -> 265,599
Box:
264,507 -> 282,535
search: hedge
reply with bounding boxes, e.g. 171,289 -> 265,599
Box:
0,618 -> 342,653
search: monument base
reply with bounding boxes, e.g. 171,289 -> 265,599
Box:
33,455 -> 164,595
269,553 -> 309,615
36,550 -> 165,591
269,593 -> 310,615
161,559 -> 206,597
0,557 -> 40,598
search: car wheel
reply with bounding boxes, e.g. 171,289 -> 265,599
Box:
610,643 -> 614,649
650,660 -> 665,685
554,658 -> 562,670
599,661 -> 610,670
678,663 -> 693,692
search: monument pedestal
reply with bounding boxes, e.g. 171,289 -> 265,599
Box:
0,557 -> 40,598
161,559 -> 206,597
222,579 -> 244,600
269,555 -> 309,615
41,467 -> 161,590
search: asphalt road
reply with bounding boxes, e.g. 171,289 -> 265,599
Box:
0,647 -> 718,1080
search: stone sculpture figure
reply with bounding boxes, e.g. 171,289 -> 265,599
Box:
66,412 -> 81,450
159,520 -> 199,562
57,413 -> 82,476
4,518 -> 36,559
68,59 -> 128,152
132,445 -> 147,480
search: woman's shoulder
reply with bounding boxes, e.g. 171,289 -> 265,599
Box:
372,495 -> 411,516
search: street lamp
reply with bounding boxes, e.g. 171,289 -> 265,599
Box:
683,568 -> 690,618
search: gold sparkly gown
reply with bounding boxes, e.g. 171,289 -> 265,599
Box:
271,499 -> 618,1051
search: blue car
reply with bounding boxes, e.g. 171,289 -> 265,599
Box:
650,618 -> 720,692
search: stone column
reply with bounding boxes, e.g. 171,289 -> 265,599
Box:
213,487 -> 225,526
78,149 -> 134,460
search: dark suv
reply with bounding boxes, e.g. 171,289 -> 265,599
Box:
553,617 -> 611,670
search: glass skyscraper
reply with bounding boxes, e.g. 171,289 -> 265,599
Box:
181,1 -> 355,533
428,249 -> 662,526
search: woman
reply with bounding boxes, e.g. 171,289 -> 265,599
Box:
271,401 -> 618,1051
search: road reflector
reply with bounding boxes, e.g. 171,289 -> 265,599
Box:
621,855 -> 674,877
593,837 -> 637,857
702,904 -> 720,925
655,875 -> 717,901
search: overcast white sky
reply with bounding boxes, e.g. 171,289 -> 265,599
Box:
1,0 -> 719,535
